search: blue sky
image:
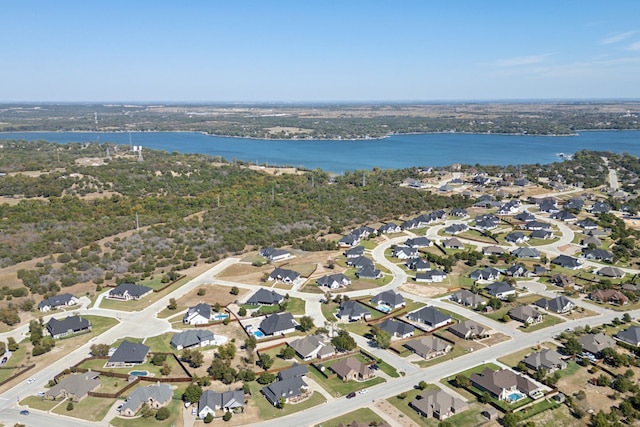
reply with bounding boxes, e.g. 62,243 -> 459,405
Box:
2,1 -> 640,102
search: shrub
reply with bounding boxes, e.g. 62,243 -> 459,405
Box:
204,413 -> 214,423
66,401 -> 74,411
156,407 -> 170,420
223,411 -> 232,421
197,288 -> 206,296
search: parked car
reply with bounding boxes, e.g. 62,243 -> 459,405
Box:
191,408 -> 197,415
37,391 -> 45,397
20,410 -> 29,415
184,401 -> 191,408
359,388 -> 368,394
346,392 -> 356,399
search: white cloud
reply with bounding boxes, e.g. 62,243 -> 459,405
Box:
494,54 -> 553,67
628,41 -> 640,51
601,31 -> 636,45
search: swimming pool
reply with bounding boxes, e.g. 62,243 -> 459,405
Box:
507,392 -> 525,402
213,313 -> 229,320
376,304 -> 391,313
252,330 -> 265,338
129,370 -> 148,377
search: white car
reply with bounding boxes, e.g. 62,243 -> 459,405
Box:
37,391 -> 45,397
26,378 -> 35,384
191,408 -> 197,416
359,388 -> 368,394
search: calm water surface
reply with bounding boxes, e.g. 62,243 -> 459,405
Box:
1,131 -> 638,173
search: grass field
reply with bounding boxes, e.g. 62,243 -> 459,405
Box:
316,407 -> 386,427
52,395 -> 116,421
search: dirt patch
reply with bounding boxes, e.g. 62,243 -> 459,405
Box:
556,364 -> 622,415
177,284 -> 249,308
399,283 -> 449,298
374,399 -> 419,427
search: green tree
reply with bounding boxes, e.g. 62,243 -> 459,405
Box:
168,298 -> 177,310
375,329 -> 391,349
257,372 -> 276,384
501,412 -> 520,427
298,316 -> 314,332
7,337 -> 18,352
454,374 -> 470,388
190,350 -> 204,368
197,288 -> 206,296
156,407 -> 170,420
151,353 -> 167,366
217,342 -> 236,360
238,306 -> 247,316
160,363 -> 172,376
417,380 -> 427,390
278,396 -> 286,409
279,346 -> 296,359
230,286 -> 239,295
244,335 -> 257,352
90,343 -> 110,357
258,353 -> 274,370
564,337 -> 583,356
331,329 -> 356,352
66,401 -> 74,411
183,383 -> 203,403
204,413 -> 214,423
223,411 -> 232,421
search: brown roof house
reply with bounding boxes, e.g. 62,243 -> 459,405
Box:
590,289 -> 629,306
404,336 -> 452,359
45,372 -> 101,402
470,368 -> 541,402
409,388 -> 468,420
120,383 -> 173,417
448,320 -> 489,340
330,357 -> 373,381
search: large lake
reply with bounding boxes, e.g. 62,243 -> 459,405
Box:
1,130 -> 639,173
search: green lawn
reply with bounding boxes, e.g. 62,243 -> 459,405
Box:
376,359 -> 400,378
52,395 -> 116,421
248,381 -> 326,419
307,364 -> 385,396
321,302 -> 338,321
387,385 -> 440,427
518,399 -> 561,421
21,396 -> 60,411
143,333 -> 175,354
521,315 -> 565,333
156,306 -> 186,318
286,297 -> 306,315
317,407 -> 386,427
341,322 -> 372,337
259,344 -> 301,370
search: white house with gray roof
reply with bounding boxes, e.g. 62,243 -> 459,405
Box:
38,293 -> 79,312
371,290 -> 405,309
183,303 -> 213,325
120,383 -> 173,417
170,330 -> 215,350
105,340 -> 150,368
407,306 -> 451,331
46,315 -> 91,339
197,389 -> 245,419
107,283 -> 152,301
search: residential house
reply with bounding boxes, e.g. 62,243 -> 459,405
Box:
531,229 -> 553,240
404,237 -> 432,248
616,326 -> 640,347
597,266 -> 625,278
38,293 -> 79,312
538,198 -> 559,213
534,296 -> 575,314
523,348 -> 567,372
522,220 -> 551,231
442,238 -> 464,249
590,289 -> 629,305
377,318 -> 415,339
170,329 -> 215,350
504,264 -> 530,278
407,306 -> 451,330
475,218 -> 499,231
533,265 -> 548,276
583,249 -> 614,263
514,178 -> 530,186
45,372 -> 101,402
183,303 -> 213,325
405,258 -> 431,271
330,357 -> 373,381
576,219 -> 598,230
415,269 -> 447,283
450,289 -> 487,309
448,320 -> 489,339
261,377 -> 309,406
338,234 -> 360,248
506,232 -> 529,244
589,201 -> 611,214
378,223 -> 401,234
287,335 -> 336,360
470,267 -> 501,282
259,313 -> 297,336
259,247 -> 292,262
267,267 -> 300,283
246,288 -> 284,306
578,333 -> 616,358
105,340 -> 150,368
511,247 -> 541,259
514,211 -> 536,222
450,208 -> 468,217
120,383 -> 173,417
485,282 -> 516,300
344,246 -> 365,260
350,226 -> 376,239
107,283 -> 153,301
508,305 -> 543,324
348,255 -> 374,269
277,363 -> 308,381
404,336 -> 452,359
392,246 -> 419,259
371,290 -> 405,309
337,301 -> 372,321
355,264 -> 382,279
469,368 -> 540,401
316,273 -> 351,289
46,315 -> 91,339
551,255 -> 583,269
444,223 -> 468,235
565,198 -> 585,211
551,210 -> 577,222
581,236 -> 602,247
409,388 -> 468,420
550,274 -> 575,288
197,389 -> 245,419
